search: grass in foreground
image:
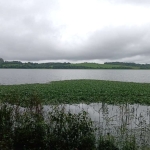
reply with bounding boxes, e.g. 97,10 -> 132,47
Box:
1,80 -> 150,106
0,102 -> 139,150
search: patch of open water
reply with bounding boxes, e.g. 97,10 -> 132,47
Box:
2,102 -> 150,147
43,103 -> 150,147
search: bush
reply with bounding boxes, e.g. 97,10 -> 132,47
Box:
98,134 -> 119,150
0,103 -> 96,150
0,103 -> 14,150
13,113 -> 46,150
46,107 -> 96,150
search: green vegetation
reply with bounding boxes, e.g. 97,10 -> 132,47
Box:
0,102 -> 96,150
105,62 -> 150,69
1,80 -> 150,106
0,100 -> 138,150
1,58 -> 150,69
70,62 -> 123,69
0,58 -> 4,64
1,80 -> 150,149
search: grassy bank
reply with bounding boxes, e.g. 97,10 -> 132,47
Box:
1,80 -> 150,106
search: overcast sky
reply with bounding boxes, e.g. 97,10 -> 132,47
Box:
1,0 -> 150,63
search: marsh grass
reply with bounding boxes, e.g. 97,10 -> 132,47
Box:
0,98 -> 96,150
0,99 -> 141,150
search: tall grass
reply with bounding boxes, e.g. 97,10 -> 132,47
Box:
0,103 -> 14,149
0,99 -> 141,150
0,100 -> 97,150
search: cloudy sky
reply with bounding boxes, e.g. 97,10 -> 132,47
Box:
1,0 -> 150,63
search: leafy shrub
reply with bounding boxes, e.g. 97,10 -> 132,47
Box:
98,134 -> 119,150
0,102 -> 96,150
13,112 -> 46,150
122,139 -> 137,150
46,107 -> 96,150
0,103 -> 14,150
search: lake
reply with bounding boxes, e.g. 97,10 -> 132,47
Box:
1,69 -> 150,147
1,69 -> 150,85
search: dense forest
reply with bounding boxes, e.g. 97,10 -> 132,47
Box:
1,58 -> 150,69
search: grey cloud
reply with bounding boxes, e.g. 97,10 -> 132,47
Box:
108,0 -> 150,5
0,0 -> 63,61
1,24 -> 150,63
66,25 -> 150,62
1,0 -> 150,63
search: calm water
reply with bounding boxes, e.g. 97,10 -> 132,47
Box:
43,103 -> 150,129
44,103 -> 150,147
0,69 -> 150,85
14,102 -> 150,147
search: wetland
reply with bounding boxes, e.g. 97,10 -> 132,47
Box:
1,70 -> 150,149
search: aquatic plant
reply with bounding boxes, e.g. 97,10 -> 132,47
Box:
1,80 -> 150,105
1,80 -> 150,149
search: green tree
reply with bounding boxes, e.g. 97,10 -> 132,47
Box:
0,58 -> 4,63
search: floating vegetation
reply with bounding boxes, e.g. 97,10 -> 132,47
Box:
1,80 -> 150,149
1,80 -> 150,105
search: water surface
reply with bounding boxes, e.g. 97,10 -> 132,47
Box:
43,103 -> 150,147
1,69 -> 150,85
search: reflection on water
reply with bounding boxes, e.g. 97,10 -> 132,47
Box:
3,102 -> 150,148
44,103 -> 150,147
43,103 -> 150,129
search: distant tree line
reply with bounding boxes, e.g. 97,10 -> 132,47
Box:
104,62 -> 150,69
1,58 -> 150,69
0,61 -> 71,69
105,62 -> 136,66
0,58 -> 94,69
